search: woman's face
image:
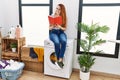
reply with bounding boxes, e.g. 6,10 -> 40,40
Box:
55,5 -> 61,16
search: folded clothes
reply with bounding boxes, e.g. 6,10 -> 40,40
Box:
0,59 -> 23,70
29,47 -> 44,62
5,59 -> 23,70
29,48 -> 38,58
0,60 -> 10,69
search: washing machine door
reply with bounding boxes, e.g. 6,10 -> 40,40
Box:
46,49 -> 60,70
46,49 -> 59,69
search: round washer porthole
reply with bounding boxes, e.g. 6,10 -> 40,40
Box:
46,50 -> 60,69
46,50 -> 66,69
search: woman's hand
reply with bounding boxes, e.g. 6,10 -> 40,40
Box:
56,24 -> 66,31
49,24 -> 54,30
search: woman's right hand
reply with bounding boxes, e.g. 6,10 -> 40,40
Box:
49,24 -> 54,30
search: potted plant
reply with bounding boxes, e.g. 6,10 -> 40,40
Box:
10,43 -> 17,52
78,22 -> 109,80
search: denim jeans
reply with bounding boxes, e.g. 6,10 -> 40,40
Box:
49,29 -> 67,59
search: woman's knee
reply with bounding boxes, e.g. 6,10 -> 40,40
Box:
54,41 -> 60,46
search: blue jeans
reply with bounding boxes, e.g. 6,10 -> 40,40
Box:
49,29 -> 67,59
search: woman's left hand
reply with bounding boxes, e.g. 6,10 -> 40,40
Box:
56,24 -> 61,28
56,24 -> 66,31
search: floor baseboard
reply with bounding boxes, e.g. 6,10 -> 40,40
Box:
73,68 -> 120,79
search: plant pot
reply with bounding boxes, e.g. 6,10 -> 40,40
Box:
80,70 -> 90,80
12,48 -> 16,52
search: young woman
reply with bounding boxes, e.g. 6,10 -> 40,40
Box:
49,4 -> 67,69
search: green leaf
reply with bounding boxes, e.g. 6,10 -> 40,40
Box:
78,23 -> 89,33
80,39 -> 88,51
93,39 -> 106,46
99,25 -> 110,33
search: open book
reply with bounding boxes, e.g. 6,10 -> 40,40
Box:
48,16 -> 62,25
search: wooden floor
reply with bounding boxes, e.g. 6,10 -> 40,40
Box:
0,70 -> 120,80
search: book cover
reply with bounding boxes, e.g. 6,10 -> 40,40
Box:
48,16 -> 62,25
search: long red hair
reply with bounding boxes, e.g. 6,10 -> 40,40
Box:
58,4 -> 67,28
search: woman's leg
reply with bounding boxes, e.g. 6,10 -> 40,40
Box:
59,31 -> 67,61
49,32 -> 60,59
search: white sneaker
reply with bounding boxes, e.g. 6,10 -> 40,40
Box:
55,62 -> 62,69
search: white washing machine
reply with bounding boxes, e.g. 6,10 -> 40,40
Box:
44,39 -> 74,79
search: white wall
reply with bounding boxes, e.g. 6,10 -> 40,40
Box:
0,1 -> 4,26
0,0 -> 19,36
0,0 -> 5,36
0,0 -> 120,75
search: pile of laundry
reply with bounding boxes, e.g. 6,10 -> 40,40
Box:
0,59 -> 22,70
